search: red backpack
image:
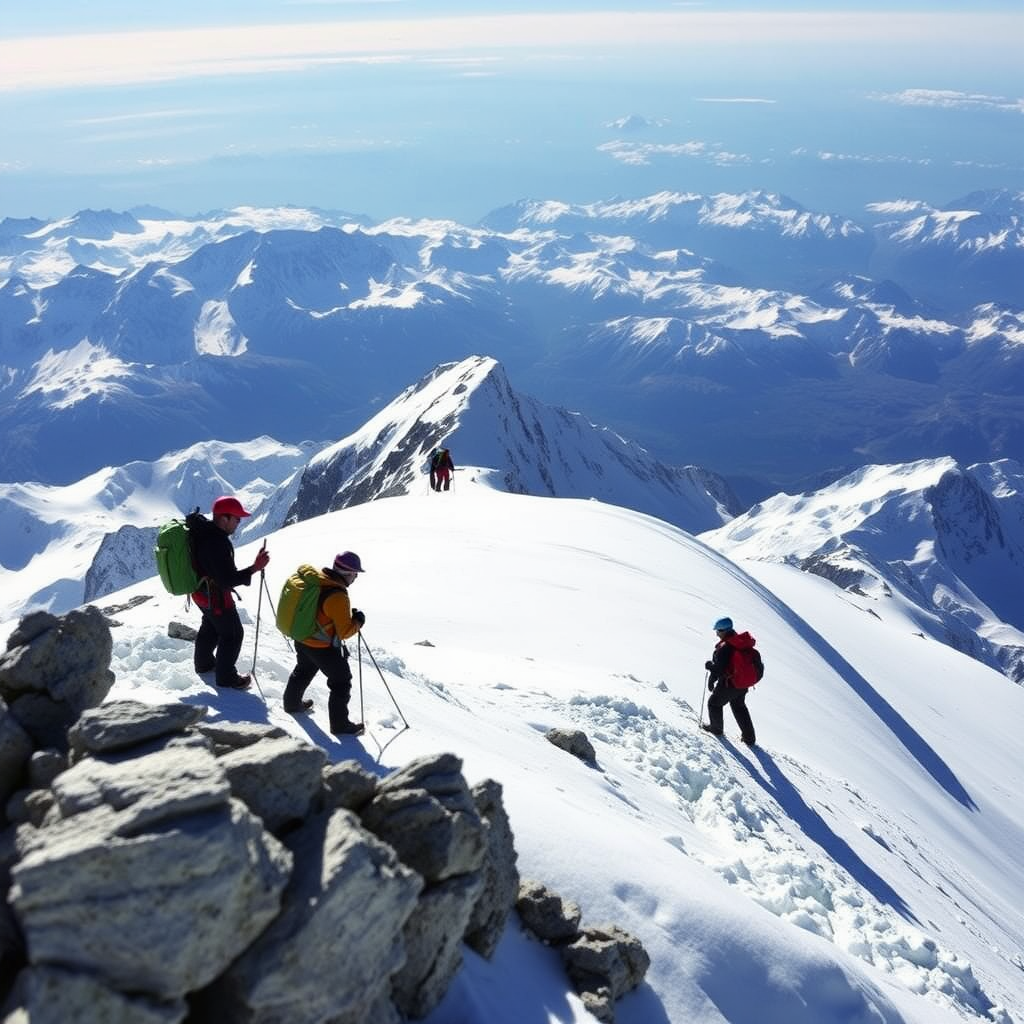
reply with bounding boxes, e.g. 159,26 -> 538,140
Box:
727,634 -> 764,688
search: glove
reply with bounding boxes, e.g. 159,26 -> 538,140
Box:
704,660 -> 713,671
351,609 -> 365,628
252,547 -> 270,572
709,680 -> 715,692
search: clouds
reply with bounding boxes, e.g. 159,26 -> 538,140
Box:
2,12 -> 1019,92
870,88 -> 1024,114
598,140 -> 753,167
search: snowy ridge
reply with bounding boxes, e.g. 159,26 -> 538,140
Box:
701,457 -> 1024,682
286,355 -> 740,532
44,482 -> 1024,1024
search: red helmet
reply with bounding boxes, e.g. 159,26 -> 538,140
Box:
212,495 -> 251,518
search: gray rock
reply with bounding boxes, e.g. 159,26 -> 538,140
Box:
220,735 -> 327,834
0,607 -> 114,750
86,730 -> 212,766
3,965 -> 187,1024
562,924 -> 650,1017
50,746 -> 230,826
516,879 -> 582,943
9,797 -> 291,1000
3,792 -> 29,828
391,872 -> 484,1020
363,753 -> 486,882
545,727 -> 596,764
202,808 -> 422,1024
26,750 -> 65,790
0,702 -> 31,812
3,791 -> 54,830
0,826 -> 23,990
67,700 -> 207,758
196,720 -> 288,754
323,759 -> 378,811
167,621 -> 197,642
464,779 -> 519,959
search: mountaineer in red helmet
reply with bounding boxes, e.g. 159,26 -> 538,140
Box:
186,495 -> 270,690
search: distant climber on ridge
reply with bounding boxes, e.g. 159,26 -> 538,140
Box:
430,447 -> 455,491
702,616 -> 763,746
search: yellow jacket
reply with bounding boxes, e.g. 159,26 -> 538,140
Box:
301,587 -> 360,649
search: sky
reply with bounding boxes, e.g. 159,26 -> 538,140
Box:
2,2 -> 1022,223
5,474 -> 1022,1023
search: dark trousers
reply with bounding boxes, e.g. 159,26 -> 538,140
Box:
708,682 -> 756,744
284,643 -> 354,730
194,605 -> 244,687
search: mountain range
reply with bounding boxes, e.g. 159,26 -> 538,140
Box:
1,189 -> 1021,494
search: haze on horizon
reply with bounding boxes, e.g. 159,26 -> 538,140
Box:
1,1 -> 1022,223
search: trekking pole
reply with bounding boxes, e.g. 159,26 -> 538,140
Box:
358,630 -> 410,728
698,671 -> 709,728
248,542 -> 268,702
357,633 -> 365,725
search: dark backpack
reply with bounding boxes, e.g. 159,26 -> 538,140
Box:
731,647 -> 764,688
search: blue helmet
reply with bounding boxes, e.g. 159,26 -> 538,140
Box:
713,617 -> 733,632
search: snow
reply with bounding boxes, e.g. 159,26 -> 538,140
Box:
6,479 -> 1022,1024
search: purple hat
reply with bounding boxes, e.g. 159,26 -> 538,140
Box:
333,551 -> 364,574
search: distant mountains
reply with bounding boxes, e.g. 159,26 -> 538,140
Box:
1,189 -> 1021,492
701,457 -> 1024,683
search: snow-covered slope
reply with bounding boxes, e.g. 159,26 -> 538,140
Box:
286,355 -> 740,533
26,482 -> 1022,1024
700,458 -> 1024,682
0,437 -> 319,624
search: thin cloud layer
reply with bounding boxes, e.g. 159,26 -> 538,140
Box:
598,139 -> 753,167
871,88 -> 1024,114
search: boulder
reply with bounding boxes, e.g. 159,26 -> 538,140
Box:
516,879 -> 582,943
0,608 -> 114,750
2,965 -> 187,1024
0,702 -> 31,813
219,735 -> 327,834
562,924 -> 651,1023
323,759 -> 378,812
362,753 -> 486,882
391,872 -> 484,1020
9,742 -> 292,1000
199,808 -> 421,1024
167,621 -> 197,642
196,720 -> 287,755
463,779 -> 519,959
25,750 -> 65,790
545,727 -> 596,764
67,700 -> 206,759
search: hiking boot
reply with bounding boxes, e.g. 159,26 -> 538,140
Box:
331,720 -> 365,737
740,736 -> 757,747
700,723 -> 723,736
218,674 -> 252,690
284,699 -> 314,714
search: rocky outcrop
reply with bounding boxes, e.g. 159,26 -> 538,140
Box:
0,608 -> 647,1023
0,607 -> 114,751
517,880 -> 650,1024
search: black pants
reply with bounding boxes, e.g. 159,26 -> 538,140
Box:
194,605 -> 245,687
284,643 -> 354,730
708,682 -> 755,744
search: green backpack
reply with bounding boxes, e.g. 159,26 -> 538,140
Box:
154,518 -> 202,596
277,564 -> 341,642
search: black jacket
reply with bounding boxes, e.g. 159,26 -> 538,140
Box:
186,513 -> 254,598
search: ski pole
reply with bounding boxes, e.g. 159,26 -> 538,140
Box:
698,670 -> 709,728
357,633 -> 365,725
358,630 -> 410,728
248,542 -> 268,702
